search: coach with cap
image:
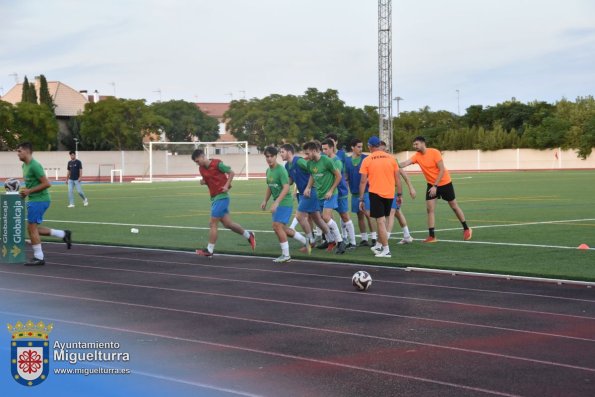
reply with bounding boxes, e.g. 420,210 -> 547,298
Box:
358,136 -> 401,258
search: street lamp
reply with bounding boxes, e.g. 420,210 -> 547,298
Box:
74,138 -> 79,156
393,96 -> 404,117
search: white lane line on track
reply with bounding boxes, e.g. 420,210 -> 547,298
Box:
43,249 -> 595,303
0,271 -> 593,343
0,292 -> 592,374
0,308 -> 522,397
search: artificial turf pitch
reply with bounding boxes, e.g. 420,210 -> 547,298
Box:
40,170 -> 595,281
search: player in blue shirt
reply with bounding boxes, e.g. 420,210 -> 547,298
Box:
280,144 -> 331,250
344,138 -> 377,246
322,139 -> 357,249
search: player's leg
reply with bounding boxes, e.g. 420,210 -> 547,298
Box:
395,209 -> 413,244
369,194 -> 391,257
338,196 -> 356,248
439,183 -> 471,240
321,196 -> 344,253
424,198 -> 438,242
67,179 -> 75,207
74,180 -> 88,205
214,198 -> 255,250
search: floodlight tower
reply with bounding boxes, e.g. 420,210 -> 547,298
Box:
378,0 -> 393,152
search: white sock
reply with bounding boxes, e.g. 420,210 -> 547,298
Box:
340,220 -> 348,239
361,232 -> 368,241
280,241 -> 290,257
382,245 -> 390,253
289,217 -> 299,230
327,219 -> 343,242
371,232 -> 377,240
242,231 -> 251,239
324,232 -> 335,243
50,229 -> 66,239
374,241 -> 382,249
345,220 -> 356,245
32,244 -> 44,260
307,232 -> 314,242
292,231 -> 307,245
314,227 -> 322,237
207,243 -> 215,253
402,226 -> 410,238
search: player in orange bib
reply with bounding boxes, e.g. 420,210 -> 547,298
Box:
399,136 -> 472,243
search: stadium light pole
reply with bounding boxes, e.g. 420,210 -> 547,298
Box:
109,82 -> 116,97
74,138 -> 79,156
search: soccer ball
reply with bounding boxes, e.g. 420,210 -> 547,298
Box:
4,178 -> 20,192
352,271 -> 372,291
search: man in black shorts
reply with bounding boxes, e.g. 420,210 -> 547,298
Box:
358,136 -> 401,258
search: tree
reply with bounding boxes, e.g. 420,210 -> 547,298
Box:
150,100 -> 219,142
12,102 -> 58,150
0,100 -> 16,150
38,75 -> 55,111
21,76 -> 31,103
79,98 -> 167,150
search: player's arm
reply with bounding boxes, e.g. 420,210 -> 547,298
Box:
261,187 -> 272,210
78,161 -> 83,181
428,160 -> 445,197
358,173 -> 368,211
271,183 -> 290,213
66,163 -> 71,181
20,175 -> 51,198
395,166 -> 403,206
325,168 -> 341,200
399,168 -> 416,199
399,158 -> 414,168
304,175 -> 314,198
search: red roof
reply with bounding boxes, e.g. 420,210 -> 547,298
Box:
195,103 -> 230,118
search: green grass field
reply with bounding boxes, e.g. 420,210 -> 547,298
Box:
40,170 -> 595,281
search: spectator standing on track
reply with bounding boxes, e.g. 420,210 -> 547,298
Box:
358,136 -> 401,258
261,147 -> 310,263
66,151 -> 89,208
399,136 -> 472,243
192,149 -> 256,257
17,142 -> 72,266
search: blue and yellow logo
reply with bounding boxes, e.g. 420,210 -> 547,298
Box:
7,320 -> 53,387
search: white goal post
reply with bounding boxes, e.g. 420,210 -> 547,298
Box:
146,141 -> 250,183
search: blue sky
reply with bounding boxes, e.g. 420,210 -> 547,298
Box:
0,0 -> 593,114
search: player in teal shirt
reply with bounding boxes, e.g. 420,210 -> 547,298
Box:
18,142 -> 71,266
261,147 -> 310,262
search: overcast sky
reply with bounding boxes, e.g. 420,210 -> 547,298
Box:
0,0 -> 594,114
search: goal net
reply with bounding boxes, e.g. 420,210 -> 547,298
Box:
140,141 -> 250,183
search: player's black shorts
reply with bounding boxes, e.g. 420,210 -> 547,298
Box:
369,192 -> 393,218
426,182 -> 456,202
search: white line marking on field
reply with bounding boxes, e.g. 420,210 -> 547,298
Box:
432,239 -> 594,251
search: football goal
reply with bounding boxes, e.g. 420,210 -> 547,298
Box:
140,141 -> 250,183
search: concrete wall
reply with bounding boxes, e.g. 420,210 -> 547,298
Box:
1,148 -> 594,180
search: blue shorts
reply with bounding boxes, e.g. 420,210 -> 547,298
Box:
392,196 -> 401,210
351,193 -> 370,213
272,205 -> 293,224
27,201 -> 50,224
297,189 -> 319,213
336,196 -> 349,214
211,198 -> 230,218
319,194 -> 338,211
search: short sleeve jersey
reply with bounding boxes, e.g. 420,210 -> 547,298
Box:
410,148 -> 451,186
22,159 -> 50,202
307,155 -> 338,198
266,164 -> 293,207
359,151 -> 397,199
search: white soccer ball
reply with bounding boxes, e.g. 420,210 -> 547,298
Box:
4,178 -> 20,192
352,270 -> 373,291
